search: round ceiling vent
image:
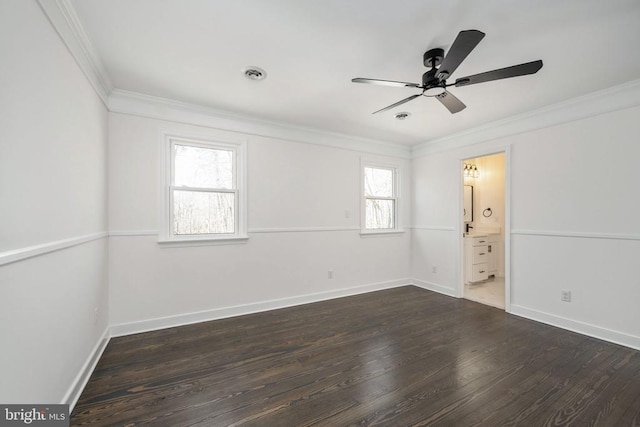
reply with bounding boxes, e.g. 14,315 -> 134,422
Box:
243,66 -> 267,81
394,112 -> 411,120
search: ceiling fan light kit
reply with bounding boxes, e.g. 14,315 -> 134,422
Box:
352,30 -> 543,115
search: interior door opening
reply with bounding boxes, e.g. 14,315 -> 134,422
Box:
461,152 -> 506,309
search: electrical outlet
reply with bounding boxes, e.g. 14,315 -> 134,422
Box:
344,210 -> 351,218
561,290 -> 571,302
328,270 -> 333,279
432,266 -> 438,274
93,307 -> 100,324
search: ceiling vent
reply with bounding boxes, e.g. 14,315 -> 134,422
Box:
394,112 -> 411,120
243,66 -> 267,81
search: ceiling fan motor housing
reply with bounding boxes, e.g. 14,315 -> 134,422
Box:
423,48 -> 444,68
422,48 -> 446,88
422,69 -> 441,88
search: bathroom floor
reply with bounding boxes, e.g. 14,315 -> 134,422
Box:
464,276 -> 505,309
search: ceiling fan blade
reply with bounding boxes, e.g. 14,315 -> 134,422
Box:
435,90 -> 466,114
352,78 -> 422,89
436,30 -> 485,81
372,94 -> 422,114
455,60 -> 543,87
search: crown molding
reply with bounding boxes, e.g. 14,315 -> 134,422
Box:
37,0 -> 113,106
109,89 -> 412,159
39,0 -> 640,160
36,0 -> 409,158
412,79 -> 640,158
35,0 -> 408,157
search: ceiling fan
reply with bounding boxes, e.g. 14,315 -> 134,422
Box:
352,30 -> 543,115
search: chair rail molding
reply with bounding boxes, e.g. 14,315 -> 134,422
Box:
0,232 -> 108,266
511,229 -> 640,241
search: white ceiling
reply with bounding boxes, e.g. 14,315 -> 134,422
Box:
70,0 -> 640,146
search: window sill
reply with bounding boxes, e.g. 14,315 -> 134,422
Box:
360,229 -> 405,237
157,235 -> 249,248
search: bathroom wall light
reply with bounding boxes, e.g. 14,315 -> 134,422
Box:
463,163 -> 480,178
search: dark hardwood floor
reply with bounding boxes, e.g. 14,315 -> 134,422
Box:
71,286 -> 640,426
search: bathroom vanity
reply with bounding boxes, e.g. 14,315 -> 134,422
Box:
464,234 -> 499,284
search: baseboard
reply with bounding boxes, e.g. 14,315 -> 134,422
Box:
63,327 -> 111,412
510,305 -> 640,351
110,279 -> 411,337
410,279 -> 458,298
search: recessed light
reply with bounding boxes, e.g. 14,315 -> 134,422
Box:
394,112 -> 411,120
243,66 -> 267,81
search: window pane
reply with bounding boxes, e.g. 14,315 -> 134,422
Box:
364,167 -> 393,197
173,190 -> 235,234
174,144 -> 233,189
365,199 -> 395,229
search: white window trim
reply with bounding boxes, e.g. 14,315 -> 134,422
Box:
159,131 -> 248,246
360,159 -> 404,235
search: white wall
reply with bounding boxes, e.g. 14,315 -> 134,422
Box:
509,106 -> 640,346
410,149 -> 459,295
4,1 -> 638,410
412,105 -> 640,349
0,1 -> 109,404
108,113 -> 411,330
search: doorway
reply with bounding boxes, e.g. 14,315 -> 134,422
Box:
461,152 -> 507,309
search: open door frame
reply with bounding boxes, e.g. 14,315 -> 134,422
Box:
457,146 -> 512,313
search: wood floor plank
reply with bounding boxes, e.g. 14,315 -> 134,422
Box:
446,339 -> 631,426
71,286 -> 640,426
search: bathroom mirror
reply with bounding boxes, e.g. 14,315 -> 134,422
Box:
463,185 -> 473,222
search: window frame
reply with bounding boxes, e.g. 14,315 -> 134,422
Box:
160,132 -> 248,245
361,161 -> 402,235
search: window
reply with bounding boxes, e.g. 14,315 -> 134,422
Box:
162,135 -> 246,243
362,164 -> 398,232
